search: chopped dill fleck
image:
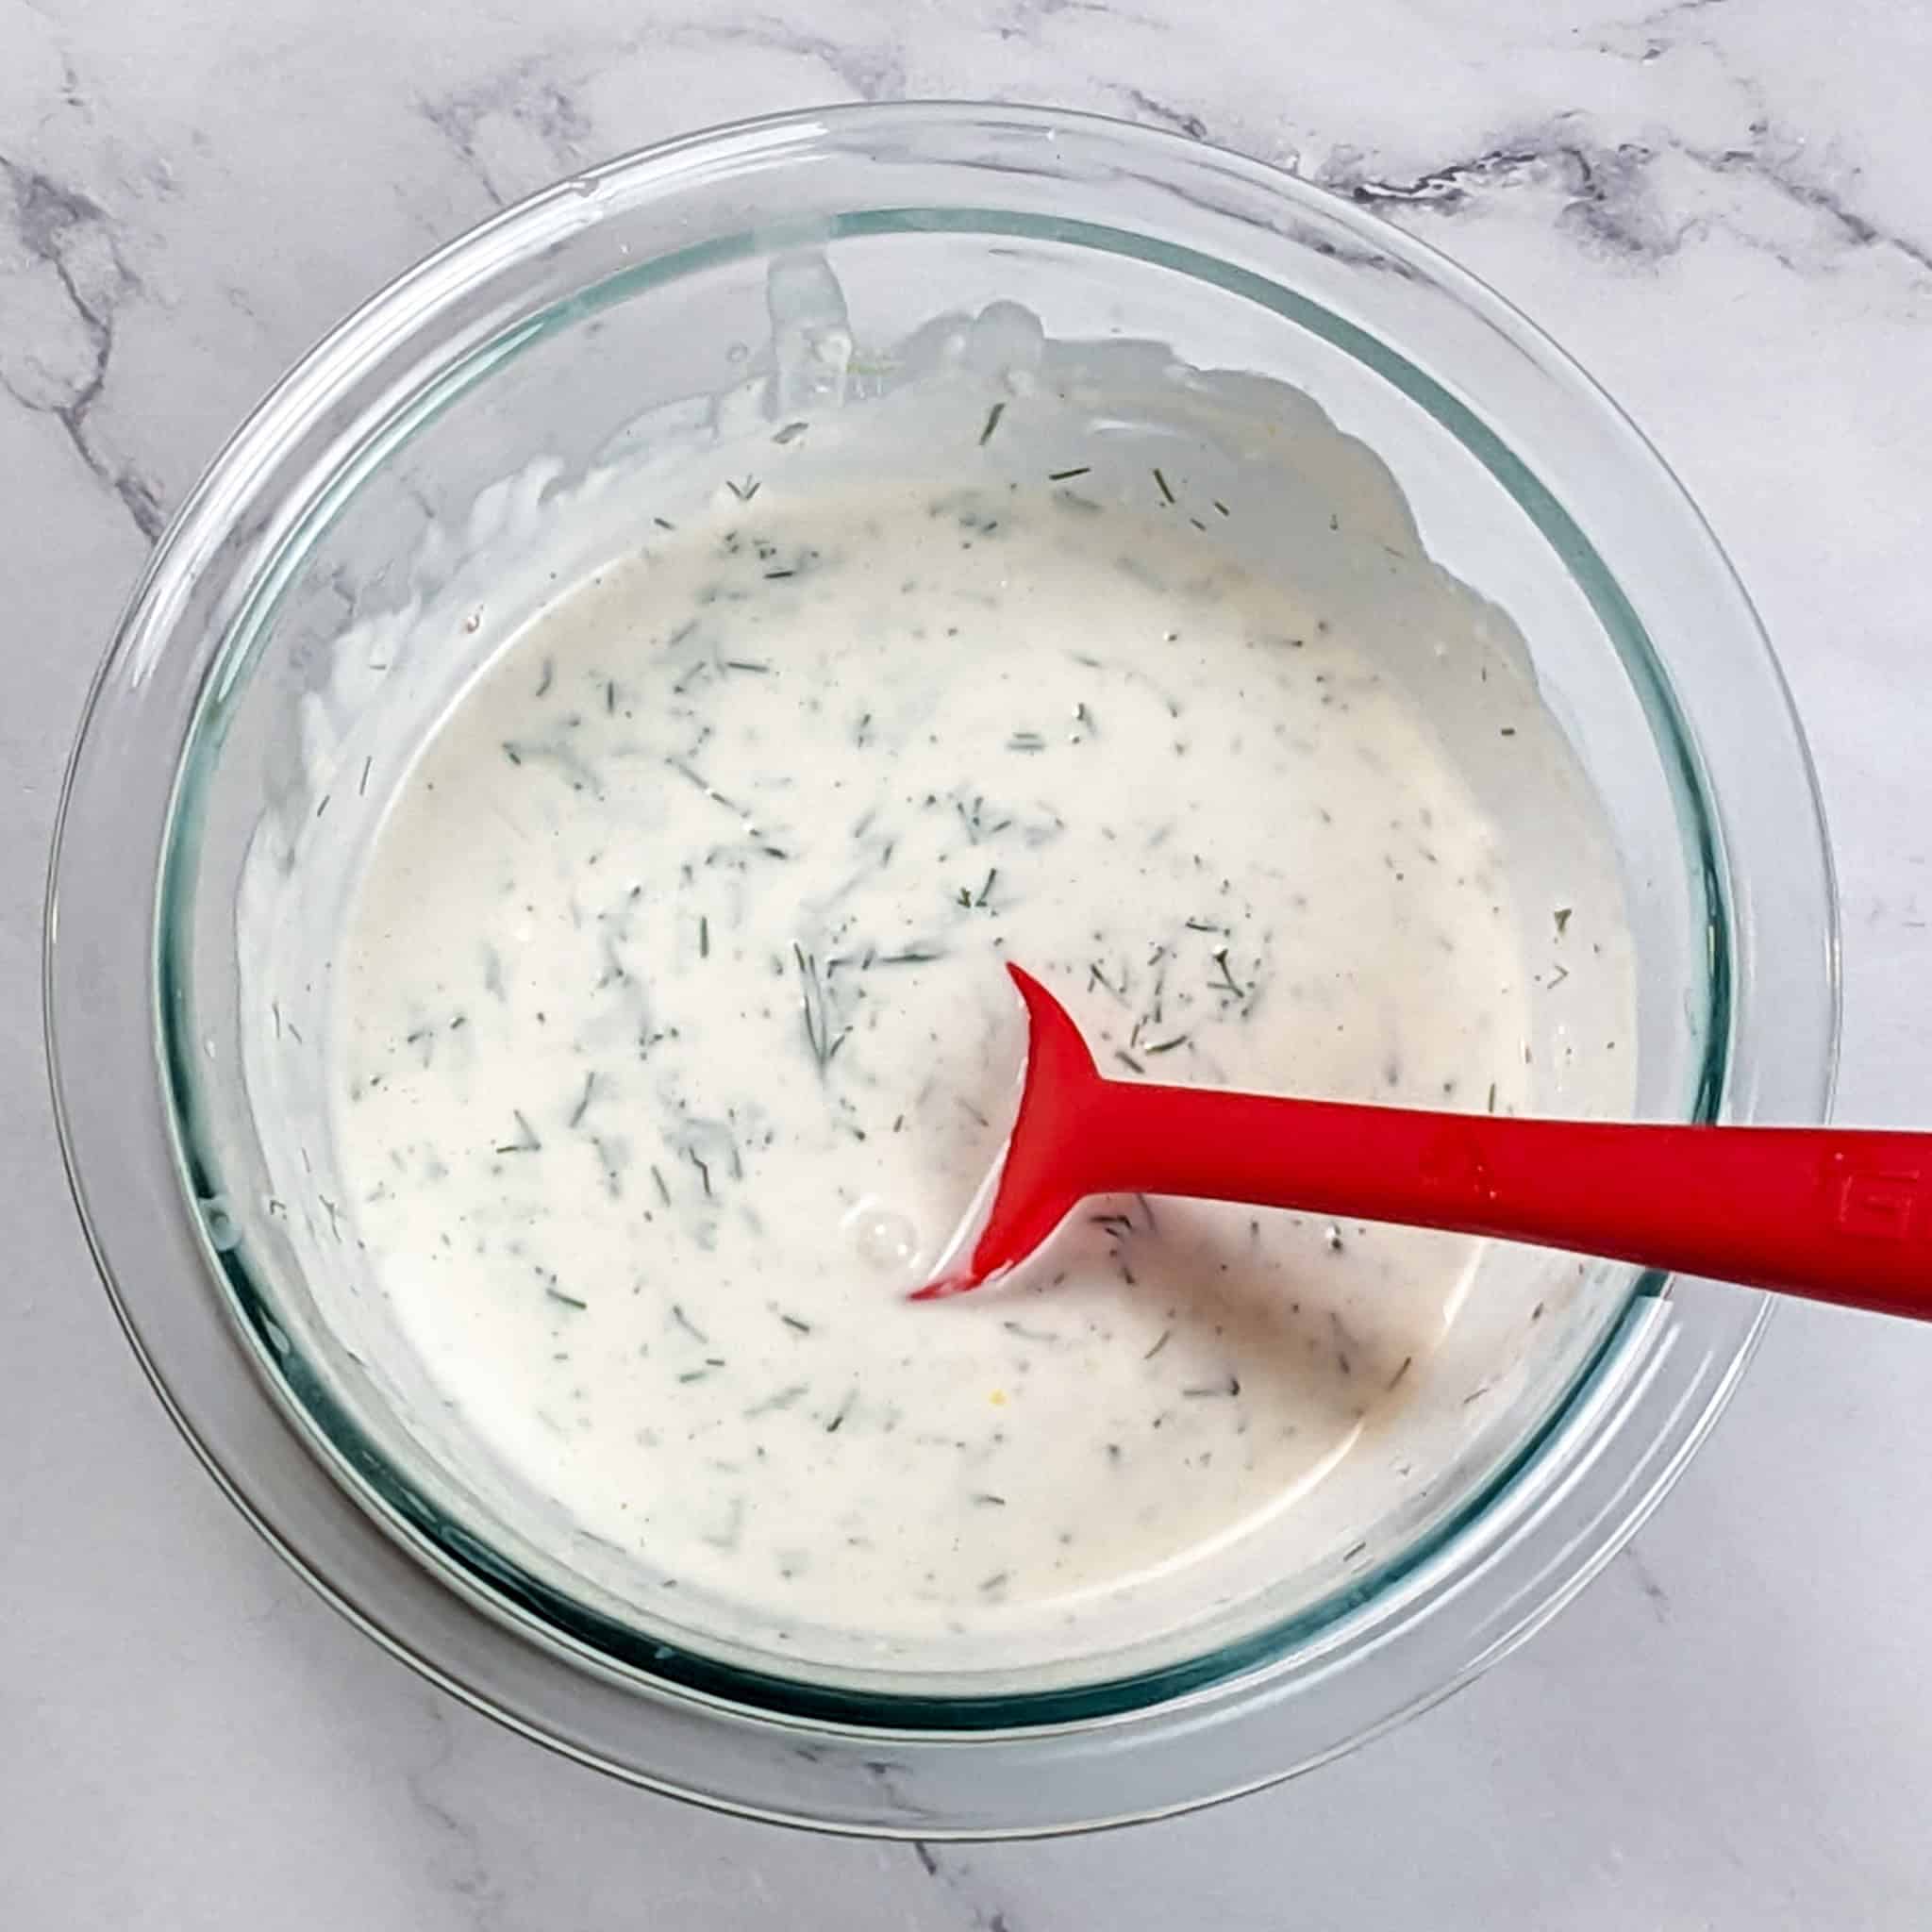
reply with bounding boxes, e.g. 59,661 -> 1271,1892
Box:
1153,466 -> 1175,505
1143,1328 -> 1173,1360
824,1390 -> 856,1433
568,1073 -> 596,1128
666,758 -> 745,818
1181,1374 -> 1241,1399
1554,907 -> 1573,936
979,401 -> 1007,445
779,1313 -> 813,1335
725,475 -> 761,502
745,1383 -> 809,1418
699,915 -> 709,959
794,944 -> 847,1071
1002,1320 -> 1061,1343
1114,1050 -> 1145,1074
1048,465 -> 1091,482
545,1287 -> 589,1310
1142,1034 -> 1191,1055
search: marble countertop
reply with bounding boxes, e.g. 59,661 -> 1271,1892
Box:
6,1 -> 1931,1924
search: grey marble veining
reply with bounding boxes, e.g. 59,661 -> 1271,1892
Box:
0,153 -> 164,539
5,1 -> 1931,1925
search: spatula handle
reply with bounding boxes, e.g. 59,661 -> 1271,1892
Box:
1082,1082 -> 1932,1321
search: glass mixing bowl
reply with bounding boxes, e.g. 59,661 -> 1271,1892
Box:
47,103 -> 1837,1835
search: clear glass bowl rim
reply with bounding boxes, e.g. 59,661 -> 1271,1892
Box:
45,100 -> 1840,1836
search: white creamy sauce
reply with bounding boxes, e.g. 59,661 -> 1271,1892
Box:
328,475 -> 1605,1659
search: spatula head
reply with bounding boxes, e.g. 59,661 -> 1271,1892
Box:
910,965 -> 1103,1299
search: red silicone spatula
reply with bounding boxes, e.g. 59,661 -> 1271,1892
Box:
912,964 -> 1932,1319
